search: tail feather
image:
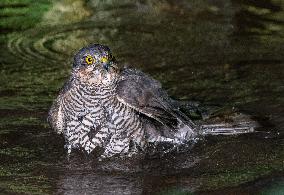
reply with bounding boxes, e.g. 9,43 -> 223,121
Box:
198,112 -> 259,136
200,124 -> 255,135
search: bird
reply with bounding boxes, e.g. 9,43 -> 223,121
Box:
48,44 -> 257,158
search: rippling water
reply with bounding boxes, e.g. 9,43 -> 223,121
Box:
0,0 -> 283,194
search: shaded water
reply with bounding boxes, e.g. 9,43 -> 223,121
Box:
0,0 -> 283,194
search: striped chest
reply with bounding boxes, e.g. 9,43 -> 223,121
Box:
60,82 -> 145,155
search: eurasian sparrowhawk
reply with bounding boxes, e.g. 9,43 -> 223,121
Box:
48,44 -> 256,158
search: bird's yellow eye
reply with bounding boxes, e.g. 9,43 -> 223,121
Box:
85,55 -> 94,65
101,56 -> 108,63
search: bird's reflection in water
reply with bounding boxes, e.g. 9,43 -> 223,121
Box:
57,172 -> 143,195
56,170 -> 201,195
55,147 -> 201,195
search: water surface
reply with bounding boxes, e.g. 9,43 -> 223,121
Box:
0,0 -> 283,194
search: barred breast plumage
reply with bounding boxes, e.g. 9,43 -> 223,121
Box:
48,44 -> 257,158
51,77 -> 146,158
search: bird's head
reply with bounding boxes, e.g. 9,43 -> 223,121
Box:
72,44 -> 119,87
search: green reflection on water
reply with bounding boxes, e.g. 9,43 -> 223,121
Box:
262,180 -> 284,195
0,0 -> 283,194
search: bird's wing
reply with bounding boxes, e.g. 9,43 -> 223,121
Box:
116,68 -> 196,131
47,78 -> 74,134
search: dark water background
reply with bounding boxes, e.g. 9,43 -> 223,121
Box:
0,0 -> 283,194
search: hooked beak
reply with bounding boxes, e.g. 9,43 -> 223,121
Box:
103,60 -> 118,71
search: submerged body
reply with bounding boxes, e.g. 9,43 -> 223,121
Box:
48,44 -> 256,158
